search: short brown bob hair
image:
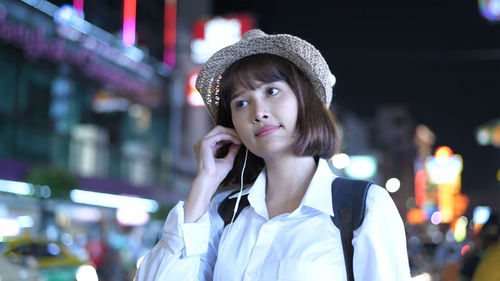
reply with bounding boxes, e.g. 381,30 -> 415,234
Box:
216,54 -> 341,187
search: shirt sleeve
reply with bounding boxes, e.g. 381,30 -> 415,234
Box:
352,185 -> 411,281
135,191 -> 228,281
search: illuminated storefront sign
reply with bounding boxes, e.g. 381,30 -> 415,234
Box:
0,13 -> 148,95
191,14 -> 254,64
409,145 -> 469,226
426,149 -> 463,184
425,146 -> 465,224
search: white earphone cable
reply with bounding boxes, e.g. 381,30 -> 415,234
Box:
217,148 -> 248,281
228,147 -> 248,233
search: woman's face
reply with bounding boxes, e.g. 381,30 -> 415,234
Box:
230,80 -> 298,159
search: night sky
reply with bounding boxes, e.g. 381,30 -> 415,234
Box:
212,0 -> 500,195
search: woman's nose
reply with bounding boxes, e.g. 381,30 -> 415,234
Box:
252,101 -> 269,123
253,112 -> 269,123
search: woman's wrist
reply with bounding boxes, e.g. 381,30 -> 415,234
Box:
184,176 -> 219,223
192,174 -> 220,197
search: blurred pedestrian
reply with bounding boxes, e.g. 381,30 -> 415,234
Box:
85,226 -> 108,278
471,239 -> 500,281
135,29 -> 411,281
460,211 -> 500,281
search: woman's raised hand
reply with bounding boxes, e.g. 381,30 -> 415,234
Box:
184,126 -> 242,223
194,126 -> 242,186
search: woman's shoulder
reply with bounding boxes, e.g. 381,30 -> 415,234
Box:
366,183 -> 390,199
365,183 -> 399,215
354,183 -> 405,237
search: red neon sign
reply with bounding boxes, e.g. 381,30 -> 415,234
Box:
163,0 -> 177,67
123,0 -> 137,46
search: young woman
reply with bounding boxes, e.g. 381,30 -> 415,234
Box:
135,29 -> 411,281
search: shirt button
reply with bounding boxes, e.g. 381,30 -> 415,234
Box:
262,226 -> 269,234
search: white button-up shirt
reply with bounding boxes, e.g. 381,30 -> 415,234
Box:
135,159 -> 411,281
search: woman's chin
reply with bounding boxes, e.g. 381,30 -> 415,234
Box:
252,147 -> 295,160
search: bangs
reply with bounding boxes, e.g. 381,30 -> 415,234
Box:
222,54 -> 291,99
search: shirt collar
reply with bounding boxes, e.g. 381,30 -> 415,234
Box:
246,169 -> 269,218
300,158 -> 336,217
241,159 -> 336,219
228,187 -> 252,199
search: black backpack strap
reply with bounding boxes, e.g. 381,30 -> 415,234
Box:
217,190 -> 251,227
330,177 -> 372,281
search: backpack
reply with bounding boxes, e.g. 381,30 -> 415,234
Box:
217,177 -> 372,281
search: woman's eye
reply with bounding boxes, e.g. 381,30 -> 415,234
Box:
267,87 -> 279,96
234,100 -> 248,108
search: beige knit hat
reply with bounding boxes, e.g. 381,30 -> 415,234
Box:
195,29 -> 334,121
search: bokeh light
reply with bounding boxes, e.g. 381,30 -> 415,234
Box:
76,264 -> 98,281
454,216 -> 468,242
431,211 -> 443,225
385,177 -> 401,193
461,244 -> 471,256
331,153 -> 350,169
473,206 -> 491,225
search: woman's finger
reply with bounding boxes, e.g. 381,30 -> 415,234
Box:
222,143 -> 242,164
204,125 -> 240,140
201,133 -> 241,151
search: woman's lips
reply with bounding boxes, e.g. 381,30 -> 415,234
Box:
255,126 -> 280,137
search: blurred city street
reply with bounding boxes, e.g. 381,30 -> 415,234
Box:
0,0 -> 499,280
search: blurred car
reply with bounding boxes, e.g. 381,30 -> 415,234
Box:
0,255 -> 45,281
1,237 -> 98,281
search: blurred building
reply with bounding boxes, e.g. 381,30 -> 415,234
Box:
374,105 -> 416,208
0,0 -> 185,203
334,105 -> 416,216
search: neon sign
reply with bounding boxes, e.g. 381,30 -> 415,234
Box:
425,146 -> 465,223
122,0 -> 137,46
163,0 -> 176,67
0,16 -> 147,95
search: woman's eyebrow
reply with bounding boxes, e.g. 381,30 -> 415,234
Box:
230,81 -> 268,100
230,90 -> 244,101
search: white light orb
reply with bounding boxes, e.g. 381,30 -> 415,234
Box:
385,178 -> 401,193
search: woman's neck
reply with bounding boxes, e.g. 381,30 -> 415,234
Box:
263,155 -> 317,216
